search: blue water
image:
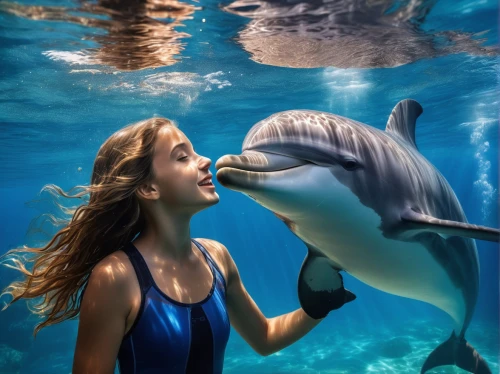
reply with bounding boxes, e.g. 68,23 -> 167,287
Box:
0,0 -> 499,372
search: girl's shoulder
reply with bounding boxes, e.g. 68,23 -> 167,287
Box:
82,250 -> 137,322
90,250 -> 136,292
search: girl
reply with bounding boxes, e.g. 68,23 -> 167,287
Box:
1,117 -> 344,374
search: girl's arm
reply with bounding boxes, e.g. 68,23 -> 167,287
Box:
73,254 -> 131,374
221,242 -> 323,356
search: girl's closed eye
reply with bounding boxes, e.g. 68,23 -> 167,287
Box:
178,155 -> 188,161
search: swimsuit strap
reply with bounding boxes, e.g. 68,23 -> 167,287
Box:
123,239 -> 225,293
122,242 -> 155,293
191,239 -> 227,290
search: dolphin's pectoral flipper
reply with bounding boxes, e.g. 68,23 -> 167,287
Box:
401,208 -> 500,243
421,331 -> 491,374
298,246 -> 356,319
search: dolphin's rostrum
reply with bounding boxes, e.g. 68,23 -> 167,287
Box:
216,99 -> 498,373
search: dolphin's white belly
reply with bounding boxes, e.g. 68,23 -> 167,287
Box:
285,168 -> 467,327
305,222 -> 465,327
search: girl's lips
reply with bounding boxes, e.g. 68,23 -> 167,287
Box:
199,180 -> 215,188
198,175 -> 213,186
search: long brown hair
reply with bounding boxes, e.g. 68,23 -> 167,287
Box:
0,117 -> 176,337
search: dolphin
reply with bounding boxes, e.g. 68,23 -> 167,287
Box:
215,99 -> 499,374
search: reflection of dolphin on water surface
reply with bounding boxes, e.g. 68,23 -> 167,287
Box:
222,0 -> 498,68
216,99 -> 499,373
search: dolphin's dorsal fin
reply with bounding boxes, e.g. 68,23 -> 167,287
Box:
401,208 -> 500,243
385,99 -> 423,150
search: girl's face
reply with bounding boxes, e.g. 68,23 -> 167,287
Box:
149,126 -> 219,212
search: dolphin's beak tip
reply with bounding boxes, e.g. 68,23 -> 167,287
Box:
215,154 -> 233,171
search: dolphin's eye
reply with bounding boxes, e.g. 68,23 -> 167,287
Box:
342,159 -> 360,171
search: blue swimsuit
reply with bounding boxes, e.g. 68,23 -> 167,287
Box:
117,239 -> 230,374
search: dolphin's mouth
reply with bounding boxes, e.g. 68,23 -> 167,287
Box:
216,150 -> 308,172
215,150 -> 308,189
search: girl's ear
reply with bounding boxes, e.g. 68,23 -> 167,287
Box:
135,182 -> 160,201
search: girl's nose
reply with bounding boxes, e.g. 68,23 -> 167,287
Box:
199,155 -> 212,170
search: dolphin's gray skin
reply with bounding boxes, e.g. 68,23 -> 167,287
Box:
222,0 -> 498,68
215,100 -> 499,373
